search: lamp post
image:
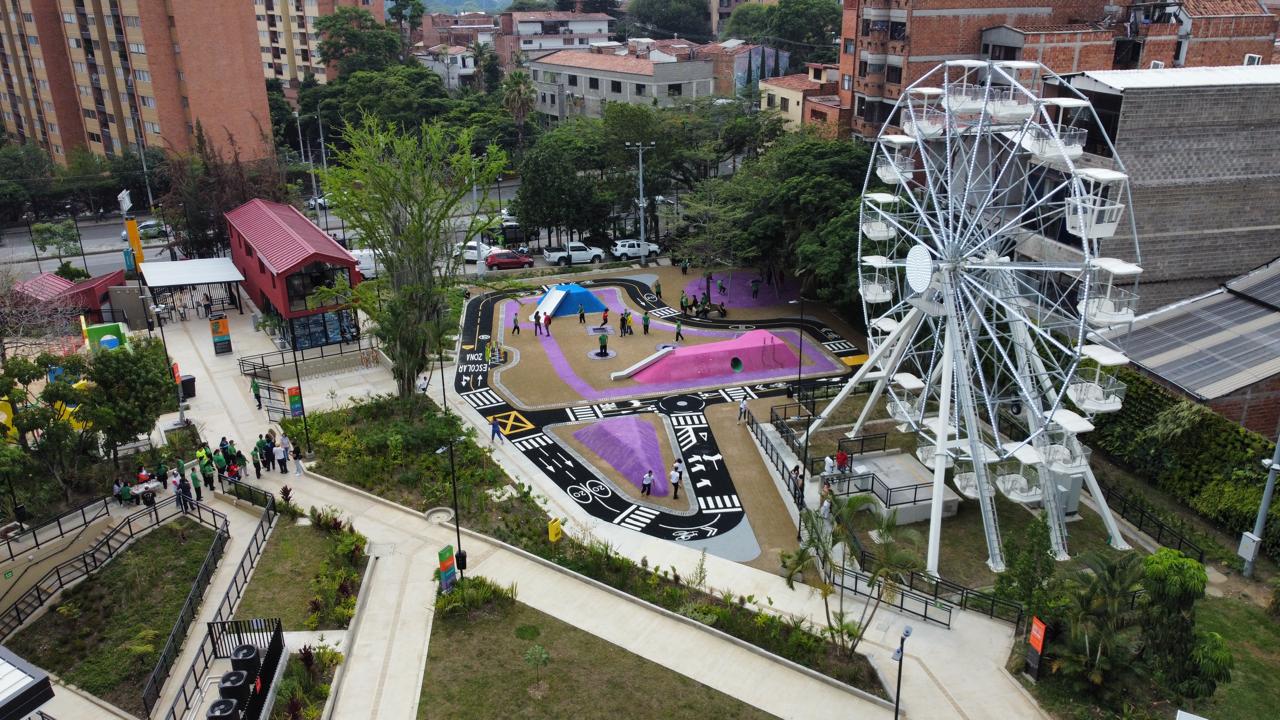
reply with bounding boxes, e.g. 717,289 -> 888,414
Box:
66,205 -> 89,273
437,345 -> 466,582
789,295 -> 811,473
1242,438 -> 1280,578
288,333 -> 314,455
26,219 -> 43,273
892,626 -> 913,720
150,303 -> 184,425
625,141 -> 655,268
294,111 -> 321,211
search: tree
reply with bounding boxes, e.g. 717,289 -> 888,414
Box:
386,0 -> 426,62
721,3 -> 771,40
1141,549 -> 1233,698
58,149 -> 114,214
994,512 -> 1061,622
0,352 -> 93,501
507,0 -> 553,10
265,79 -> 296,150
81,338 -> 174,464
0,270 -> 78,361
472,41 -> 501,93
501,71 -> 536,152
767,0 -> 841,68
1050,552 -> 1145,699
30,220 -> 81,265
333,65 -> 451,129
316,7 -> 402,77
629,0 -> 711,40
0,143 -> 57,220
108,149 -> 167,212
513,119 -> 615,238
848,510 -> 923,654
320,118 -> 505,397
555,0 -> 620,14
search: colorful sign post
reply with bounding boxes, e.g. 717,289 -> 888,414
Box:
287,386 -> 304,418
548,517 -> 563,543
124,217 -> 144,269
438,545 -> 458,593
1025,616 -> 1048,680
209,313 -> 232,355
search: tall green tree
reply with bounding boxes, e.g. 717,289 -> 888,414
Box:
554,0 -> 620,14
995,511 -> 1060,622
0,352 -> 93,500
513,119 -> 615,238
768,0 -> 841,68
387,0 -> 426,62
58,149 -> 114,214
82,338 -> 174,465
471,41 -> 501,93
320,118 -> 505,397
108,149 -> 167,212
1050,552 -> 1145,699
629,0 -> 711,40
1141,549 -> 1233,699
721,3 -> 771,40
500,71 -> 536,152
30,220 -> 81,265
316,6 -> 402,76
0,143 -> 57,219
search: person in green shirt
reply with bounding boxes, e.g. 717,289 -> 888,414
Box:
226,440 -> 238,459
156,460 -> 168,482
190,468 -> 203,502
250,377 -> 261,409
120,483 -> 134,506
642,311 -> 650,336
653,279 -> 662,298
212,450 -> 227,476
674,318 -> 684,342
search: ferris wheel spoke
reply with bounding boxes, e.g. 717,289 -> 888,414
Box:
959,272 -> 1075,359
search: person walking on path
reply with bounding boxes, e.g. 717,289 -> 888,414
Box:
484,343 -> 492,366
280,434 -> 292,460
293,446 -> 303,476
543,313 -> 552,336
417,373 -> 430,394
534,311 -> 543,336
642,310 -> 650,335
599,309 -> 609,329
191,469 -> 203,502
679,292 -> 688,316
674,318 -> 684,342
178,477 -> 193,512
512,315 -> 520,335
669,465 -> 682,500
578,304 -> 586,324
680,258 -> 689,275
275,443 -> 288,474
654,279 -> 662,298
750,277 -> 761,299
251,448 -> 262,479
491,416 -> 503,444
250,377 -> 262,410
618,311 -> 627,336
738,398 -> 749,424
717,278 -> 727,296
641,470 -> 654,496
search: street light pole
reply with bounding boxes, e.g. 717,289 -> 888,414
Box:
892,626 -> 913,720
1243,437 -> 1280,577
437,346 -> 465,582
625,141 -> 655,268
66,206 -> 88,273
150,303 -> 184,425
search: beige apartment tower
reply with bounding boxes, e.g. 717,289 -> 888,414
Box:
255,0 -> 385,87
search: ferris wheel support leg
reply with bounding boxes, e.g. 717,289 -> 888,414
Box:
802,308 -> 922,444
926,324 -> 955,578
1081,463 -> 1132,551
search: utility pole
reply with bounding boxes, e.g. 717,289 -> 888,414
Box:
625,141 -> 655,268
1242,437 -> 1280,578
294,111 -> 320,203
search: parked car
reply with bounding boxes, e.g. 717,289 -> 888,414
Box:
350,248 -> 380,279
543,242 -> 604,266
485,250 -> 535,270
120,219 -> 168,241
307,194 -> 331,209
454,240 -> 495,263
610,239 -> 660,260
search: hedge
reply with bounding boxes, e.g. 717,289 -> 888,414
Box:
1089,367 -> 1278,560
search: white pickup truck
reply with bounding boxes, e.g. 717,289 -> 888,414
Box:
609,239 -> 660,260
543,242 -> 604,266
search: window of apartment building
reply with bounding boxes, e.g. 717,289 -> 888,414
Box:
886,66 -> 902,84
73,61 -> 86,74
53,144 -> 62,155
579,38 -> 588,45
144,121 -> 160,134
550,94 -> 555,106
610,80 -> 622,93
63,12 -> 74,23
110,42 -> 121,52
843,38 -> 854,55
32,57 -> 43,69
889,22 -> 906,41
858,60 -> 867,77
667,83 -> 682,97
69,38 -> 81,49
1245,54 -> 1263,65
37,80 -> 48,90
259,30 -> 269,42
78,84 -> 91,96
635,83 -> 645,96
589,77 -> 599,90
842,74 -> 851,91
540,92 -> 546,104
135,69 -> 151,82
780,97 -> 789,112
84,109 -> 98,120
22,13 -> 32,22
43,101 -> 53,111
766,93 -> 776,108
140,95 -> 155,108
48,123 -> 57,133
26,36 -> 37,46
124,16 -> 141,28
522,39 -> 532,46
531,69 -> 538,80
128,42 -> 146,54
568,74 -> 578,87
88,132 -> 101,142
105,113 -> 115,124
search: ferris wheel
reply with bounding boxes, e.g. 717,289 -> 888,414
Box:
818,61 -> 1142,574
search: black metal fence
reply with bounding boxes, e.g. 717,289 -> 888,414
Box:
830,565 -> 953,628
858,549 -> 1024,627
159,481 -> 278,720
237,338 -> 377,377
792,378 -> 867,413
1091,481 -> 1204,563
746,409 -> 807,538
0,496 -> 227,641
769,403 -> 813,459
841,433 -> 888,457
0,496 -> 111,563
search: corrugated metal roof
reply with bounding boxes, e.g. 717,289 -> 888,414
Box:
225,199 -> 356,275
16,273 -> 74,302
1072,64 -> 1280,90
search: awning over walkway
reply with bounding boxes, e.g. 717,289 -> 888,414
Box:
0,646 -> 54,720
140,257 -> 245,288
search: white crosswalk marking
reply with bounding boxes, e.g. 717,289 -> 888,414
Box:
566,405 -> 602,422
461,388 -> 503,409
697,495 -> 742,513
614,505 -> 660,531
719,386 -> 757,402
669,412 -> 707,427
513,434 -> 553,451
823,340 -> 857,353
652,307 -> 679,318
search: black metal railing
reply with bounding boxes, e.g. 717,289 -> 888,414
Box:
236,338 -> 377,377
203,618 -> 285,720
792,378 -> 866,413
830,565 -> 953,628
769,403 -> 813,459
1091,481 -> 1204,563
859,549 -> 1023,627
216,475 -> 278,512
0,496 -> 227,641
871,474 -> 935,507
1,496 -> 111,563
840,433 -> 888,457
159,482 -> 278,720
746,409 -> 807,537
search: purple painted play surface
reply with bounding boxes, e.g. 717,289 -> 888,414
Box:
499,287 -> 839,402
573,416 -> 669,495
633,330 -> 798,384
682,271 -> 800,310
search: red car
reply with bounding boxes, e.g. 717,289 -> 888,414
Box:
485,250 -> 534,270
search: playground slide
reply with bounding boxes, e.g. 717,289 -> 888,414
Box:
610,346 -> 675,381
530,287 -> 566,322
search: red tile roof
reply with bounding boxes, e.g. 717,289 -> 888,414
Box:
225,199 -> 355,275
1184,0 -> 1273,15
761,73 -> 822,92
534,50 -> 656,75
509,12 -> 613,22
16,273 -> 74,302
67,270 -> 126,307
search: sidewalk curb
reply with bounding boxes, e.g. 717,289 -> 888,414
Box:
447,521 -> 899,714
322,552 -> 378,720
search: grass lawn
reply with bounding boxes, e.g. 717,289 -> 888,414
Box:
234,521 -> 337,630
7,519 -> 215,716
420,598 -> 778,720
1180,596 -> 1280,720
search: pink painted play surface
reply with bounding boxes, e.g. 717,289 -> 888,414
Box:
632,329 -> 798,385
572,415 -> 669,495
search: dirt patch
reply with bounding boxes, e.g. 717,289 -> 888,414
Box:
547,414 -> 690,513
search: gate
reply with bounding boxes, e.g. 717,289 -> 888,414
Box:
261,383 -> 289,421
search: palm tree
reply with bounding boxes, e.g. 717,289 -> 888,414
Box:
848,509 -> 924,655
782,509 -> 844,651
1052,551 -> 1144,695
501,71 -> 535,151
470,41 -> 498,93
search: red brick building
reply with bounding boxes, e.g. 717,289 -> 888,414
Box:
837,0 -> 1278,137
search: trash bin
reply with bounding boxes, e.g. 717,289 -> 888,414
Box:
181,374 -> 196,399
218,670 -> 250,705
206,698 -> 238,719
231,643 -> 260,681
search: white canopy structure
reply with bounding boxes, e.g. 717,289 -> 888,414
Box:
139,258 -> 245,287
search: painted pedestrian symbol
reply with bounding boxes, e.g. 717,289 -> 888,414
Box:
487,410 -> 534,436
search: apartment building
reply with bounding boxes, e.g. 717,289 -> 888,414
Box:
709,0 -> 777,35
254,0 -> 385,87
760,64 -> 837,128
838,1 -> 1278,137
421,11 -> 497,51
413,44 -> 475,91
530,39 -> 714,120
0,1 -> 85,160
496,11 -> 612,67
697,38 -> 790,97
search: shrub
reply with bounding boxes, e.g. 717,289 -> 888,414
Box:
436,575 -> 518,617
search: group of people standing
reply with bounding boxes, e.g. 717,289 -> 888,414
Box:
599,307 -> 648,336
639,458 -> 686,500
111,431 -> 299,511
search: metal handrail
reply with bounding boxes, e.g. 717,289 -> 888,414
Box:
1,495 -> 112,563
236,337 -> 378,377
1090,481 -> 1203,563
831,565 -> 953,628
859,548 -> 1023,626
